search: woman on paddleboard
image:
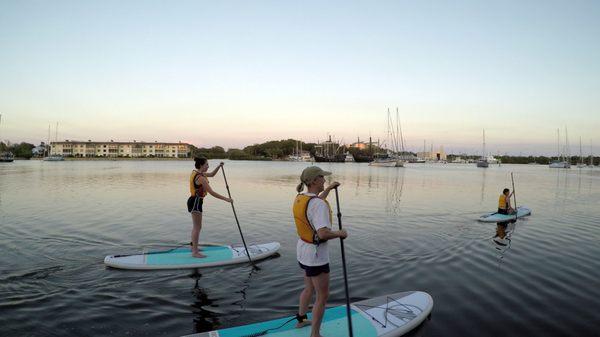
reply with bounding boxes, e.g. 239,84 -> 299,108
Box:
293,166 -> 347,337
498,188 -> 515,215
188,157 -> 232,258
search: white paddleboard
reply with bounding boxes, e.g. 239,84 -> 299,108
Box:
104,242 -> 280,270
183,291 -> 433,337
478,206 -> 531,223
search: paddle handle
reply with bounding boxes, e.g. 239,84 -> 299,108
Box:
334,187 -> 354,337
222,166 -> 256,267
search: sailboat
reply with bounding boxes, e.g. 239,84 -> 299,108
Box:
476,129 -> 489,168
43,122 -> 65,161
0,113 -> 15,163
369,108 -> 404,167
577,137 -> 586,168
351,136 -> 374,163
313,135 -> 346,162
589,140 -> 594,168
549,128 -> 570,168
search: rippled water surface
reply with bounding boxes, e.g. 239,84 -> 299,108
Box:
1,160 -> 599,336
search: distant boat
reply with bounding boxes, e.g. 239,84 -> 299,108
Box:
0,114 -> 14,163
549,128 -> 570,169
486,155 -> 499,165
351,137 -> 374,163
313,135 -> 346,162
43,122 -> 65,161
344,152 -> 354,162
369,153 -> 404,167
369,109 -> 404,167
476,129 -> 489,168
0,152 -> 14,163
577,137 -> 586,168
43,154 -> 65,161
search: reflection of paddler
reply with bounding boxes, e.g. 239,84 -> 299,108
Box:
498,188 -> 515,215
293,166 -> 348,336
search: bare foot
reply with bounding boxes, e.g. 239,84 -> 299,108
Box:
295,319 -> 311,328
192,252 -> 206,258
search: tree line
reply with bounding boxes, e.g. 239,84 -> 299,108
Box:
2,139 -> 599,165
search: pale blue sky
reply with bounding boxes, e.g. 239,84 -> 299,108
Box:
1,0 -> 599,155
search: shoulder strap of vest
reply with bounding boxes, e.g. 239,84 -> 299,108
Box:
303,195 -> 328,244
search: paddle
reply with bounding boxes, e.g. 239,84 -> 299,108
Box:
333,186 -> 354,337
511,172 -> 518,221
221,165 -> 258,270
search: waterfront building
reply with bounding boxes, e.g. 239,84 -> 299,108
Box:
349,141 -> 369,150
417,145 -> 447,161
50,140 -> 192,158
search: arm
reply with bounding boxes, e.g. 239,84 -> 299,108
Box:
309,198 -> 348,240
203,177 -> 232,203
318,181 -> 340,199
317,227 -> 348,240
203,162 -> 224,177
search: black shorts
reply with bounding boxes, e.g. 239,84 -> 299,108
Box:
498,208 -> 508,215
298,262 -> 330,277
187,196 -> 203,213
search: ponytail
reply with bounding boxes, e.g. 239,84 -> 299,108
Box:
296,182 -> 305,193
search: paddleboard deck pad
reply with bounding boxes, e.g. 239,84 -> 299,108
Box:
104,242 -> 280,270
183,291 -> 433,337
478,206 -> 531,223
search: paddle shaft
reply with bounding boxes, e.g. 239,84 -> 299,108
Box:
511,172 -> 518,218
334,187 -> 354,337
221,166 -> 255,267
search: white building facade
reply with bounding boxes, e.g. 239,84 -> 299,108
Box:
50,140 -> 192,158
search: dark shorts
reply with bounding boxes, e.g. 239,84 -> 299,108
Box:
498,208 -> 508,215
187,196 -> 203,213
298,262 -> 330,277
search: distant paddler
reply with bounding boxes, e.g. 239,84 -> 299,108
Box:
293,166 -> 348,337
188,157 -> 232,258
498,188 -> 515,215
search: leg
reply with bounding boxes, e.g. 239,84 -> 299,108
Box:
309,272 -> 330,337
191,212 -> 206,258
296,274 -> 314,328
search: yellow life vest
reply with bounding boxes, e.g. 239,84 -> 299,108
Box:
498,194 -> 507,209
190,170 -> 207,198
293,194 -> 333,244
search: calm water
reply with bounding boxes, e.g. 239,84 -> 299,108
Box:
1,160 -> 599,337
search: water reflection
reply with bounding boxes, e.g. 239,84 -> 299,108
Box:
492,220 -> 516,266
480,168 -> 487,203
385,169 -> 405,215
190,271 -> 220,333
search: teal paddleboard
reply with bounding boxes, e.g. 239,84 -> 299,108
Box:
104,242 -> 280,270
183,291 -> 433,337
478,206 -> 531,223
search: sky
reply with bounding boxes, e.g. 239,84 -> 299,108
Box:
1,0 -> 599,155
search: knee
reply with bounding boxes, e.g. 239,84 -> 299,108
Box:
316,290 -> 329,302
302,286 -> 314,296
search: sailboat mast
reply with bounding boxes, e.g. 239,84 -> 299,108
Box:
557,129 -> 560,161
45,124 -> 51,157
565,127 -> 570,163
580,137 -> 583,164
397,108 -> 405,152
482,129 -> 486,159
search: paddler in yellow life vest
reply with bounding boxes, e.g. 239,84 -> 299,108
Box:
497,188 -> 515,215
292,166 -> 348,337
187,157 -> 232,258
